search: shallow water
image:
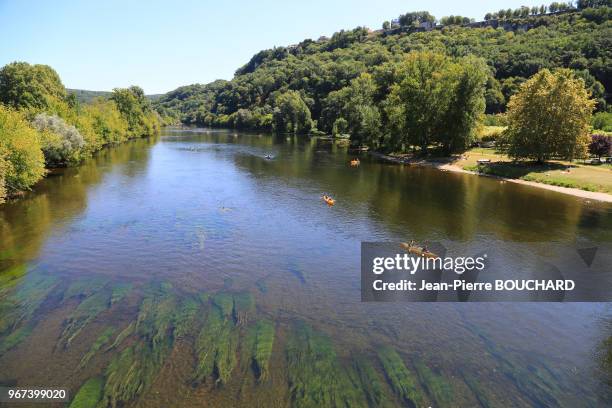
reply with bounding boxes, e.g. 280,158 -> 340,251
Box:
0,128 -> 611,407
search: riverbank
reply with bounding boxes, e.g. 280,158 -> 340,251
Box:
370,151 -> 612,203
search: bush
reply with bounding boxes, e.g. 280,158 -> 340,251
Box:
592,111 -> 612,132
0,106 -> 46,199
84,98 -> 129,146
589,134 -> 612,159
31,113 -> 86,166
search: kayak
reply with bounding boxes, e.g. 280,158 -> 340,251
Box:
400,242 -> 438,259
350,159 -> 360,166
322,195 -> 336,206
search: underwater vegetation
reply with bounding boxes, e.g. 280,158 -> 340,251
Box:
286,321 -> 367,408
247,319 -> 275,381
212,292 -> 234,319
99,283 -> 182,407
58,290 -> 112,348
414,361 -> 453,406
69,377 -> 104,408
352,355 -> 392,408
233,292 -> 255,325
376,346 -> 423,407
0,273 -> 59,354
0,264 -> 27,292
109,282 -> 132,306
193,302 -> 239,385
174,297 -> 201,339
78,327 -> 115,370
63,277 -> 109,301
57,278 -> 131,349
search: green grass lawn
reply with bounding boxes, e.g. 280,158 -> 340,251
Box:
457,148 -> 612,194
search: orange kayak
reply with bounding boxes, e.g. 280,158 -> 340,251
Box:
350,159 -> 360,166
322,195 -> 336,206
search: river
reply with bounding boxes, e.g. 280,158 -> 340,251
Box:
0,128 -> 611,407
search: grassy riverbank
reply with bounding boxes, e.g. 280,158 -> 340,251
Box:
372,147 -> 612,201
461,148 -> 612,194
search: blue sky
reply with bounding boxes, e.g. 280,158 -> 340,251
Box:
0,0 -> 533,94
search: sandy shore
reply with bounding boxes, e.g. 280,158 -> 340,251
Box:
370,152 -> 612,203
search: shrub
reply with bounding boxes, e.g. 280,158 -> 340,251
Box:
589,134 -> 612,159
0,105 -> 46,198
592,111 -> 612,132
84,99 -> 129,146
31,113 -> 86,166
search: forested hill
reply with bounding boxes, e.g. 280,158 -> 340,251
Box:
153,4 -> 611,136
68,89 -> 163,104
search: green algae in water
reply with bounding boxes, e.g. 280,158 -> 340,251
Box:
414,361 -> 453,406
193,304 -> 238,385
78,327 -> 115,370
212,292 -> 234,319
174,297 -> 201,339
0,325 -> 33,355
109,282 -> 132,306
247,319 -> 275,381
63,277 -> 108,301
353,355 -> 392,408
101,284 -> 179,407
106,322 -> 134,351
233,292 -> 255,325
0,273 -> 58,337
286,322 -> 367,408
102,343 -> 160,408
0,264 -> 27,291
69,377 -> 104,408
377,346 -> 423,407
59,290 -> 111,348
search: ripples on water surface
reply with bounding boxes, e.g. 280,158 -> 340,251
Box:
0,128 -> 611,407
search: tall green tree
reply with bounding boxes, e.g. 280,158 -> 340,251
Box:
110,86 -> 159,138
0,62 -> 66,110
503,69 -> 595,162
321,73 -> 381,147
0,106 -> 46,200
384,51 -> 487,154
272,90 -> 313,134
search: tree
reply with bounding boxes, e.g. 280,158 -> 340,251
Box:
589,134 -> 612,159
398,11 -> 435,27
110,86 -> 159,138
0,62 -> 66,110
272,90 -> 313,134
382,21 -> 391,30
503,69 -> 595,163
384,51 -> 487,154
485,13 -> 493,20
0,105 -> 46,200
322,73 -> 381,147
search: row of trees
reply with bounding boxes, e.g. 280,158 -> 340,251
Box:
0,62 -> 160,203
485,0 -> 610,20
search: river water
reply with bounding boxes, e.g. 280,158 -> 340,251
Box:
0,128 -> 611,407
